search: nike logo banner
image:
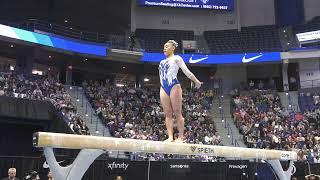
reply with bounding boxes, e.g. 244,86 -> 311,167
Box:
242,53 -> 263,63
142,52 -> 281,64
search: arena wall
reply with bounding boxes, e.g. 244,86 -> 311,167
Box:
239,0 -> 275,27
304,0 -> 320,22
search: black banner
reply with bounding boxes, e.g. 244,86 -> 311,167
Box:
2,157 -> 320,180
0,96 -> 54,122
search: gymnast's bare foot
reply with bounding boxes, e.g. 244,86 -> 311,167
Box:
174,138 -> 184,143
164,138 -> 174,142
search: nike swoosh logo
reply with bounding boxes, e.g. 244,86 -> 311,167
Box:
189,55 -> 209,64
43,160 -> 65,168
242,54 -> 263,63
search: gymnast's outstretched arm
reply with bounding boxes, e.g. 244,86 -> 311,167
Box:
176,56 -> 202,88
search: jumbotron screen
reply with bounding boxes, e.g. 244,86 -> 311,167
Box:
137,0 -> 234,10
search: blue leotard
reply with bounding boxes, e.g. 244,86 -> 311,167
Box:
159,55 -> 193,96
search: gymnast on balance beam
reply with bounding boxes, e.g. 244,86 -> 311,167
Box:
159,40 -> 202,143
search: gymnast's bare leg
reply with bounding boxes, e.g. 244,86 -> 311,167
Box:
160,87 -> 174,142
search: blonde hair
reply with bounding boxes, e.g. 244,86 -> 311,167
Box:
8,168 -> 16,173
167,40 -> 178,48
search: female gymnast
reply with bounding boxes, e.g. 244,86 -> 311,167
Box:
159,40 -> 202,143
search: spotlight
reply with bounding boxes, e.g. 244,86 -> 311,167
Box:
144,78 -> 150,82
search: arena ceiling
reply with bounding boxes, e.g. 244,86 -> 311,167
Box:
0,0 -> 131,33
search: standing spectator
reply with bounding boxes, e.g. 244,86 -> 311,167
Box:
249,80 -> 254,90
115,176 -> 122,180
47,171 -> 53,180
2,168 -> 20,180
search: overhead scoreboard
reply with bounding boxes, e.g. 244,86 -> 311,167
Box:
137,0 -> 234,10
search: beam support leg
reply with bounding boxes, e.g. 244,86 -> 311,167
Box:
267,160 -> 295,180
43,147 -> 105,180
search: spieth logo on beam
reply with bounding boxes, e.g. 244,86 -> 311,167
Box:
190,146 -> 215,154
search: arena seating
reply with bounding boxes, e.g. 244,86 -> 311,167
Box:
82,80 -> 219,160
0,71 -> 90,135
83,80 -> 216,142
232,91 -> 320,163
134,29 -> 195,53
204,25 -> 282,54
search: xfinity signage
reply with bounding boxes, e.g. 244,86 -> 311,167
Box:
142,52 -> 281,64
107,162 -> 130,171
137,0 -> 234,10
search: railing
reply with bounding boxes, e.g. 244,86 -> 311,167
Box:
217,86 -> 238,147
285,92 -> 300,112
71,86 -> 132,158
234,139 -> 240,147
69,86 -> 109,136
300,79 -> 320,89
227,123 -> 234,146
1,19 -> 120,48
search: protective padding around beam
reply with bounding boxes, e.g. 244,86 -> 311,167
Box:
33,132 -> 297,161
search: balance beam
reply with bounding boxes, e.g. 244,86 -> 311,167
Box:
33,132 -> 297,180
33,132 -> 297,161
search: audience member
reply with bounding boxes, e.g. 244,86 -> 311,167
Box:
47,171 -> 53,180
1,168 -> 20,180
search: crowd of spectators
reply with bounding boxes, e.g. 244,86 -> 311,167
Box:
232,90 -> 320,163
82,80 -> 222,161
0,71 -> 90,135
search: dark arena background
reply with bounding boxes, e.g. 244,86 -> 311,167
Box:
0,0 -> 320,179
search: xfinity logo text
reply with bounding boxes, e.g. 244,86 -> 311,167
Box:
229,164 -> 248,169
107,162 -> 129,170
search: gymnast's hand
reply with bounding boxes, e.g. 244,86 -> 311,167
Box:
194,80 -> 202,89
